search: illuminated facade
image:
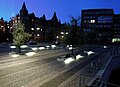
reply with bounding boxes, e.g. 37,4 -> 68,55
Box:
112,14 -> 120,43
8,2 -> 67,43
81,9 -> 114,44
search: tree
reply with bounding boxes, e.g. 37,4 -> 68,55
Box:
13,23 -> 31,53
63,16 -> 81,55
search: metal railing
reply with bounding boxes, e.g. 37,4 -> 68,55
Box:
58,46 -> 120,87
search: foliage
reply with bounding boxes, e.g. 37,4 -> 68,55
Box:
63,16 -> 81,47
63,26 -> 81,47
13,23 -> 31,46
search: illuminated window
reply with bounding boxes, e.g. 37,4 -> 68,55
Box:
37,34 -> 40,36
61,36 -> 64,38
90,20 -> 95,23
37,28 -> 40,30
31,28 -> 34,30
66,32 -> 68,34
56,36 -> 59,38
84,20 -> 86,23
61,32 -> 64,34
84,29 -> 86,32
98,16 -> 113,23
18,17 -> 20,19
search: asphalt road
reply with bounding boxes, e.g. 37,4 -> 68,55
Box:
0,45 -> 109,87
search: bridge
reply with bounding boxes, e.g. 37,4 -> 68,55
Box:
57,46 -> 120,87
0,45 -> 120,87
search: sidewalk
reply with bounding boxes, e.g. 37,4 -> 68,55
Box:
39,53 -> 101,87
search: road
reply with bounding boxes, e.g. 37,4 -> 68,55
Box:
0,45 -> 109,87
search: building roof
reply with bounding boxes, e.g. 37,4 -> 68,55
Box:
21,2 -> 27,11
82,8 -> 114,11
52,12 -> 58,22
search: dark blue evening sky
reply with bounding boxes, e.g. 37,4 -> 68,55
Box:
0,0 -> 120,23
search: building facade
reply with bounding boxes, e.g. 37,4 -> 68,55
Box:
0,18 -> 12,42
7,2 -> 68,44
81,9 -> 114,45
112,14 -> 120,43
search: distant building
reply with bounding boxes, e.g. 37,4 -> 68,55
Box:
81,9 -> 114,44
112,14 -> 120,43
8,2 -> 67,43
1,4 -> 120,45
0,18 -> 10,42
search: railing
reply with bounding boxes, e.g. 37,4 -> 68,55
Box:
58,46 -> 119,87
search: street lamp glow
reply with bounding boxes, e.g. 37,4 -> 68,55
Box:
64,57 -> 75,64
31,28 -> 34,30
37,27 -> 40,30
66,32 -> 68,34
70,45 -> 72,47
39,47 -> 45,50
69,47 -> 72,50
87,51 -> 94,56
104,46 -> 107,48
84,51 -> 87,53
11,54 -> 19,58
37,34 -> 40,36
25,52 -> 36,56
7,38 -> 9,41
20,45 -> 28,48
46,45 -> 50,49
61,32 -> 64,34
41,29 -> 43,31
10,46 -> 16,49
55,41 -> 58,44
61,36 -> 64,38
46,45 -> 50,48
32,47 -> 38,51
67,45 -> 69,47
76,55 -> 84,60
51,45 -> 56,49
56,36 -> 59,38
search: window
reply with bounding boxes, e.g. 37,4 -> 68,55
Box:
84,20 -> 86,23
98,16 -> 113,23
90,20 -> 95,23
84,29 -> 90,32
